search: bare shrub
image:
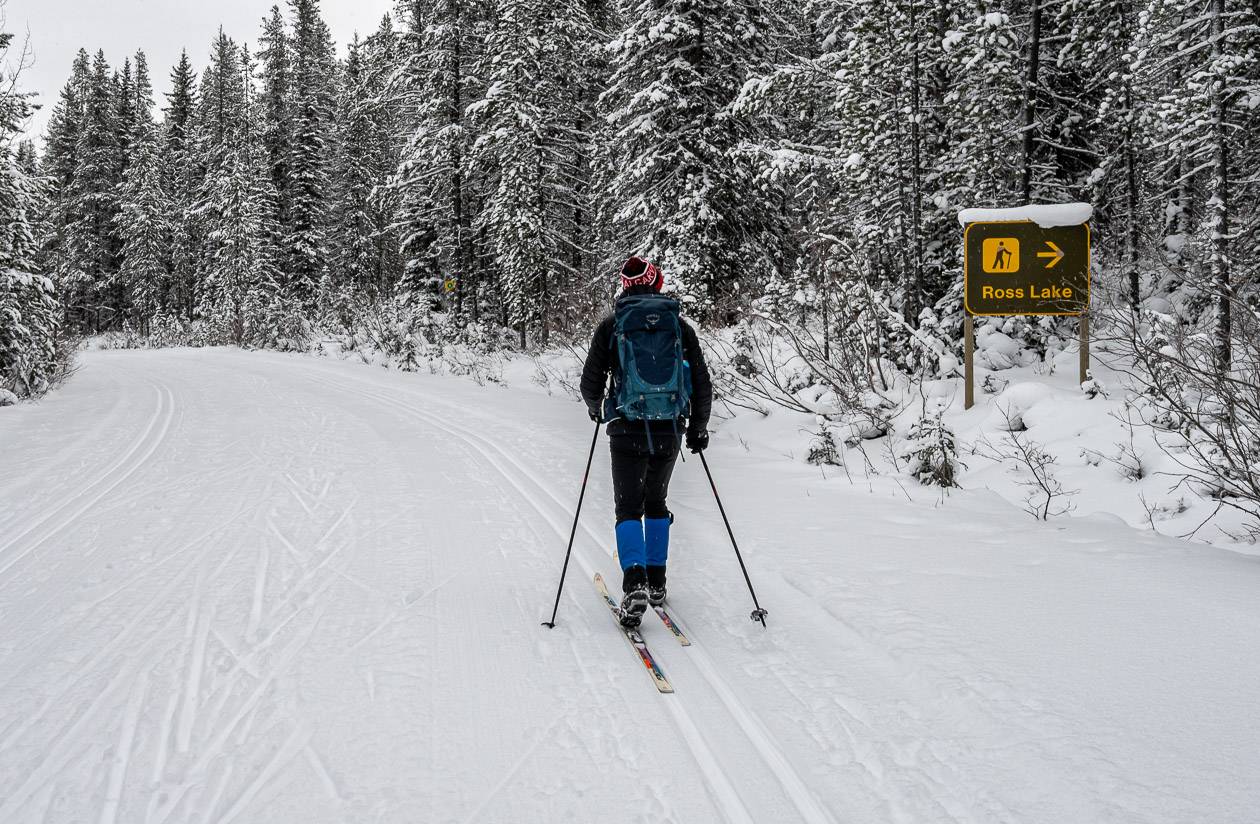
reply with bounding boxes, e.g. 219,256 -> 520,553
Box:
974,408 -> 1078,520
1102,298 -> 1260,536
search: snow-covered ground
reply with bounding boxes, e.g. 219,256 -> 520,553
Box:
2,348 -> 1258,823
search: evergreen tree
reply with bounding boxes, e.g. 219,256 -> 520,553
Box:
330,36 -> 378,304
61,50 -> 122,330
199,41 -> 281,343
115,125 -> 169,329
391,0 -> 485,313
163,50 -> 200,320
1,26 -> 63,396
287,0 -> 338,309
259,5 -> 294,252
599,0 -> 787,319
468,0 -> 598,343
362,15 -> 405,294
1133,0 -> 1260,367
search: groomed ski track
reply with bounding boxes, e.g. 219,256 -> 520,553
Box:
2,348 -> 1258,824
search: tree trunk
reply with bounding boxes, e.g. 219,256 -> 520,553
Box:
1209,0 -> 1230,370
1020,0 -> 1042,204
1124,85 -> 1140,310
907,0 -> 925,323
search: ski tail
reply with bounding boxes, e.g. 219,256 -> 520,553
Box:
594,573 -> 673,693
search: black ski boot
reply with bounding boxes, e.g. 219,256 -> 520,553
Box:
646,565 -> 667,607
619,565 -> 649,628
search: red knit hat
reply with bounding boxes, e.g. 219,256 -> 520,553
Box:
619,256 -> 663,292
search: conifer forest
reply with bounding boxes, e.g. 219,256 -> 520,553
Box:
1,0 -> 1259,483
3,0 -> 1258,380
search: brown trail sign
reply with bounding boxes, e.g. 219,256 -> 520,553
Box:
959,208 -> 1093,409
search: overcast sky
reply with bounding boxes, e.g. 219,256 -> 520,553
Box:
3,0 -> 395,141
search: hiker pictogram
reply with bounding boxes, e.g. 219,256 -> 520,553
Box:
982,237 -> 1020,273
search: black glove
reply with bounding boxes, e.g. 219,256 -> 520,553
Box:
587,405 -> 601,422
686,430 -> 709,454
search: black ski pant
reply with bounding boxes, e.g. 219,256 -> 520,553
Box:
610,431 -> 679,524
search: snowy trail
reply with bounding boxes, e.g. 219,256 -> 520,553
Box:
2,348 -> 1259,823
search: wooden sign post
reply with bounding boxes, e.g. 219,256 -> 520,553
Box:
961,212 -> 1092,409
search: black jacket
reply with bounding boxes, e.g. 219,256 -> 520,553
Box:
580,286 -> 713,439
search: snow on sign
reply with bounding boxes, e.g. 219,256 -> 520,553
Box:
963,219 -> 1090,316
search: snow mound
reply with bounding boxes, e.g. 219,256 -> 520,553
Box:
0,388 -> 17,407
957,202 -> 1093,227
986,381 -> 1056,431
975,327 -> 1029,370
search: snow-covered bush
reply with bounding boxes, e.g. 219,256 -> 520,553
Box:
0,269 -> 71,398
901,409 -> 961,487
806,416 -> 842,466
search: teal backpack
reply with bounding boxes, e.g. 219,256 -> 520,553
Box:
606,294 -> 692,435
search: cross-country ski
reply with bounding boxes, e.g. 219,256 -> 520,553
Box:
593,573 -> 673,693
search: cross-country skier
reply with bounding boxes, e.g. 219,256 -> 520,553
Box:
580,256 -> 713,628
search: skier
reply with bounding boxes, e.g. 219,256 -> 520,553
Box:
580,256 -> 712,628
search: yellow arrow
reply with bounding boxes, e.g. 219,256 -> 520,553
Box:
1037,241 -> 1064,269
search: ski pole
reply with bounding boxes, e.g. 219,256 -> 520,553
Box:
698,451 -> 768,627
542,420 -> 601,628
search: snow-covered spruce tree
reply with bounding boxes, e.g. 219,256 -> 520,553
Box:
901,408 -> 961,487
391,0 -> 486,315
111,51 -> 166,333
731,0 -> 963,379
188,30 -> 249,321
198,46 -> 282,346
115,123 -> 170,333
467,0 -> 598,345
939,6 -> 1024,213
199,144 -> 277,344
599,0 -> 787,320
329,35 -> 380,316
287,0 -> 338,312
729,0 -> 853,326
1070,0 -> 1156,309
361,15 -> 406,295
259,5 -> 294,244
1132,0 -> 1259,368
0,26 -> 65,397
40,51 -> 89,310
828,0 -> 959,324
162,50 -> 200,321
57,50 -> 121,331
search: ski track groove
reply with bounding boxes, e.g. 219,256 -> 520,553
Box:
209,625 -> 346,807
151,604 -> 326,824
303,745 -> 343,802
457,712 -> 568,824
260,499 -> 356,628
0,499 -> 250,696
296,372 -> 816,824
0,624 -> 182,821
97,669 -> 150,824
201,575 -> 336,738
0,521 -> 234,757
0,382 -> 176,582
212,725 -> 313,824
248,525 -> 275,641
0,384 -> 127,521
176,561 -> 209,754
